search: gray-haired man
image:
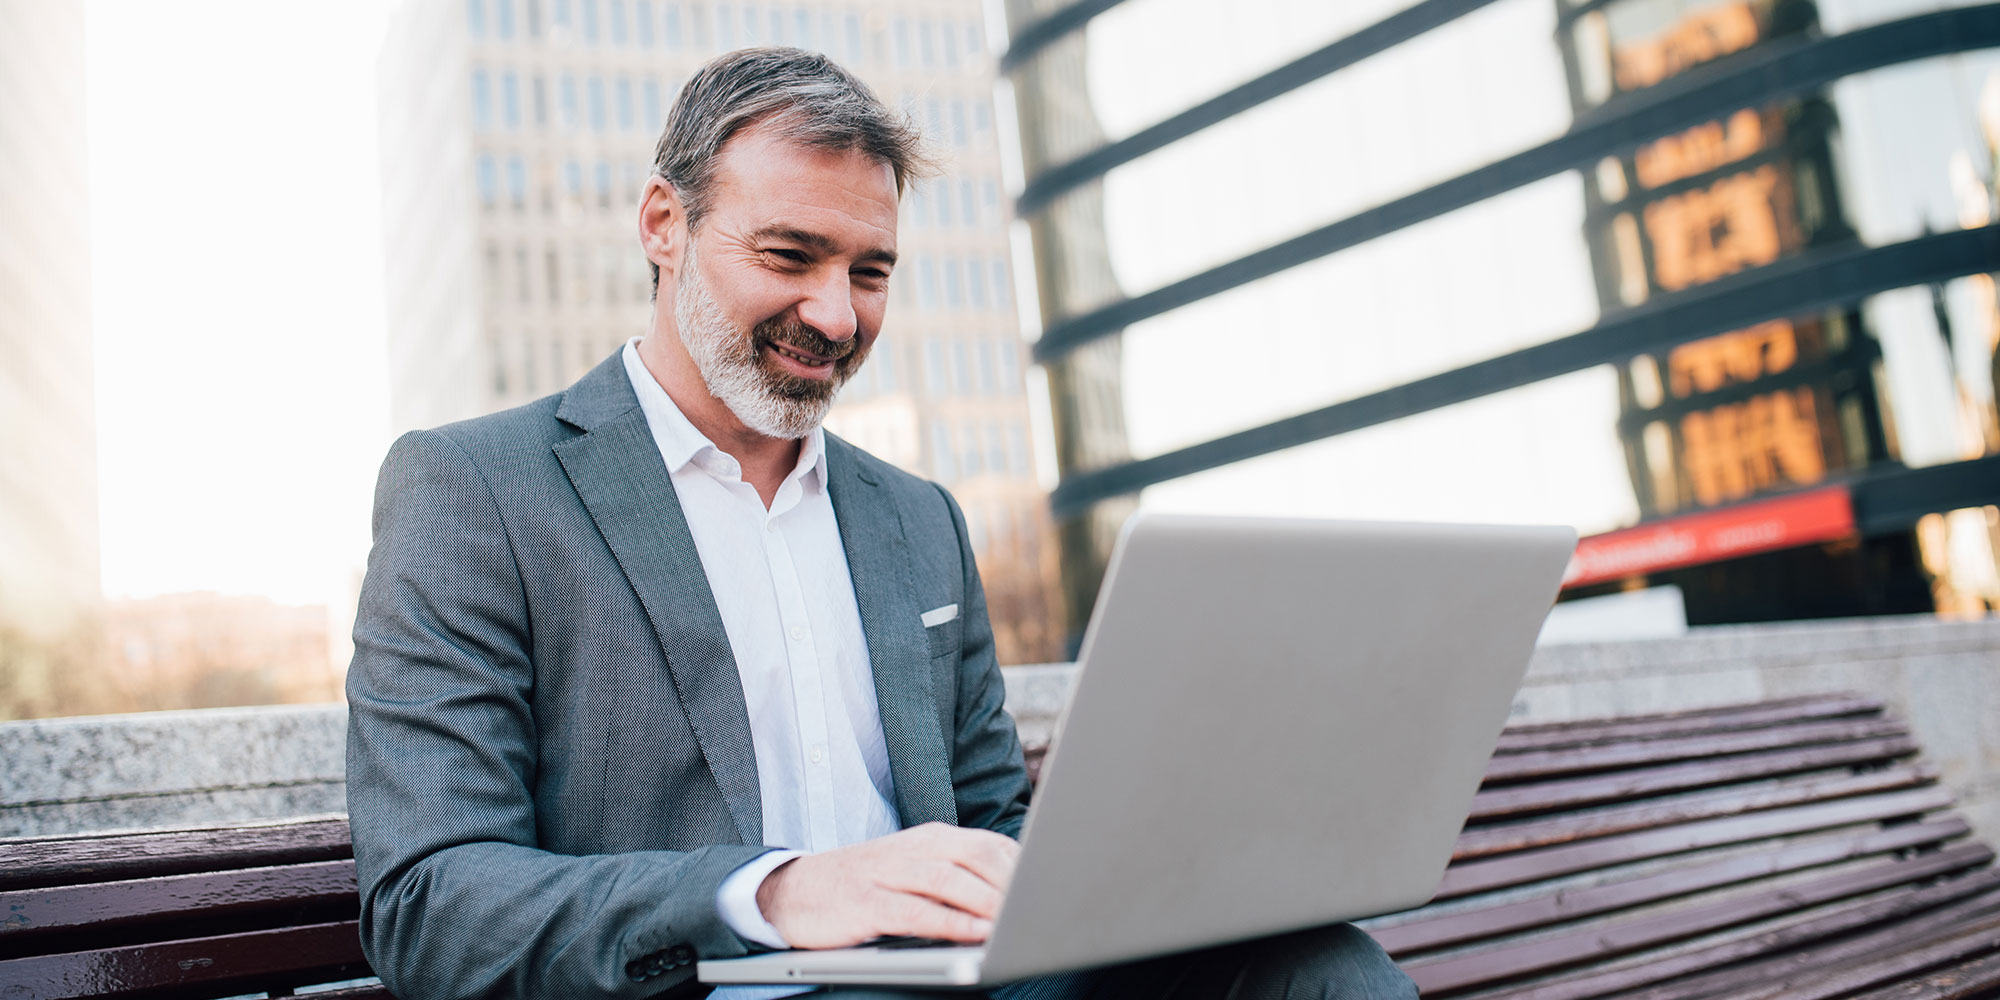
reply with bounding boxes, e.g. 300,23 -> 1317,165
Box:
346,47 -> 1415,1000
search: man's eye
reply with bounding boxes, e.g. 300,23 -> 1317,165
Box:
766,249 -> 808,264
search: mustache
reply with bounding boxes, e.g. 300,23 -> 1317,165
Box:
755,317 -> 854,362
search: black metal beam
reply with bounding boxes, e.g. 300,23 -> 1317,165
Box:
998,0 -> 1131,72
1853,456 -> 2000,535
1014,0 -> 1507,216
1047,228 -> 2000,516
1030,5 -> 2000,365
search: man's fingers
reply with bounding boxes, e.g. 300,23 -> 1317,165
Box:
881,892 -> 994,943
879,859 -> 1004,919
928,829 -> 1018,891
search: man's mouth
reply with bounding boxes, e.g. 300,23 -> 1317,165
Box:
768,341 -> 835,367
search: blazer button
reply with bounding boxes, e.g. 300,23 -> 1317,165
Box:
624,961 -> 644,982
669,944 -> 695,962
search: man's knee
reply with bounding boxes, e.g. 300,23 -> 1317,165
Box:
1253,922 -> 1417,1000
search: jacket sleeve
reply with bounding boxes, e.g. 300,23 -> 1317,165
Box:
931,483 -> 1035,840
345,429 -> 771,1000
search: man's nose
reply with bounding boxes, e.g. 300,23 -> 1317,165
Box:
797,268 -> 858,343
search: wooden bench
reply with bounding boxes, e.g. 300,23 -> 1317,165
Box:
1350,692 -> 2000,998
4,692 -> 1993,998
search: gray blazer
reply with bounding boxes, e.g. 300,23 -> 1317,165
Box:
345,351 -> 1033,1000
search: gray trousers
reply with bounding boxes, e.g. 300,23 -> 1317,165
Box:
804,923 -> 1418,1000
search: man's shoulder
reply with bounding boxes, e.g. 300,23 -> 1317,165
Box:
402,394 -> 571,465
825,431 -> 954,508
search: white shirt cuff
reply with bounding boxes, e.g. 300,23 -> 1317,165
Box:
717,850 -> 804,949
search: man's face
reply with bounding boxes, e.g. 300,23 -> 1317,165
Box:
665,124 -> 900,439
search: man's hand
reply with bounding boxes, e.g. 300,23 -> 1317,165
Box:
755,822 -> 1019,949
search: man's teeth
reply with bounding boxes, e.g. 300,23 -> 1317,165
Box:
773,344 -> 830,365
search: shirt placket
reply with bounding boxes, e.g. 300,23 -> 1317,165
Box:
761,507 -> 840,854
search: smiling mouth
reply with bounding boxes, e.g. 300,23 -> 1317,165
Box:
764,340 -> 845,370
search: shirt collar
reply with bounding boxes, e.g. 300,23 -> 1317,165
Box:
621,337 -> 827,493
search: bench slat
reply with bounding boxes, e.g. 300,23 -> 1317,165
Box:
1731,911 -> 2000,1000
1498,694 -> 1883,737
1437,785 -> 1955,899
1482,871 -> 2000,1000
0,860 -> 357,941
1484,718 -> 1909,783
1455,764 -> 1937,860
1844,948 -> 2000,1000
1373,816 -> 1968,955
1492,695 -> 1884,753
1469,735 -> 1920,821
1407,842 -> 1996,994
0,819 -> 352,892
0,919 -> 367,999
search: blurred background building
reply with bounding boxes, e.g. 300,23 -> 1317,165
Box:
1000,0 -> 2000,649
0,0 -> 103,718
376,0 -> 1066,662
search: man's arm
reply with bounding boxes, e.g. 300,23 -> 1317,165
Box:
345,430 -> 770,1000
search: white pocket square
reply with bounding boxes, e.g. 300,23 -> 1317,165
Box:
921,604 -> 960,628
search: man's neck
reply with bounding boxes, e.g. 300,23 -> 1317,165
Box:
637,335 -> 803,509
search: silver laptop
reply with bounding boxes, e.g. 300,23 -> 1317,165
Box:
700,512 -> 1577,989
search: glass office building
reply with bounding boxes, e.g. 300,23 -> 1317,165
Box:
1001,0 -> 2000,644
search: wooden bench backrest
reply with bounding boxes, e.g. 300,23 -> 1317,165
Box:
1354,693 -> 2000,998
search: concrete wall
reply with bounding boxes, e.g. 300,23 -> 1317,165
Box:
3,615 -> 1994,839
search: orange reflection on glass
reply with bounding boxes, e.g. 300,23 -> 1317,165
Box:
1635,109 -> 1768,189
1667,319 -> 1798,398
1613,2 -> 1760,92
1680,386 -> 1827,506
1644,164 -> 1793,291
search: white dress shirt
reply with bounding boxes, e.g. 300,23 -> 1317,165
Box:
622,341 -> 902,982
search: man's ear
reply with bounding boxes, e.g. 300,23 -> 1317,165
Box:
639,176 -> 687,283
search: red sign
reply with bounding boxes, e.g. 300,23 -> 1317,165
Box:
1562,486 -> 1856,589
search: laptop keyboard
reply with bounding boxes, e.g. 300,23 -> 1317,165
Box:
865,936 -> 960,950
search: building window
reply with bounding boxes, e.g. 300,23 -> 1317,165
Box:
991,260 -> 1010,311
977,340 -> 998,394
531,75 -> 547,126
892,18 -> 909,67
564,159 -> 583,200
844,14 -> 861,61
960,421 -> 982,476
944,257 -> 963,308
974,102 -> 990,135
968,261 -> 988,308
998,339 -> 1020,390
546,248 -> 561,302
951,339 -> 972,394
615,77 -> 633,130
935,177 -> 953,228
950,100 -> 968,147
609,0 -> 627,42
560,74 -> 578,129
942,19 -> 960,67
507,156 -> 527,210
495,0 -> 516,38
594,161 -> 612,209
986,422 -> 1007,476
468,0 -> 487,37
982,178 -> 998,215
516,247 -> 532,303
525,0 -> 541,36
918,19 -> 935,68
717,3 -> 735,47
873,341 -> 895,392
587,76 -> 606,131
925,339 -> 948,396
641,77 -> 662,132
665,4 -> 683,47
742,4 -> 760,43
959,179 -> 977,227
919,258 -> 939,310
1008,423 -> 1029,477
929,420 -> 956,481
581,0 -> 599,41
794,9 -> 811,47
502,72 -> 521,129
553,0 -> 570,26
477,155 -> 499,207
636,0 -> 653,45
472,70 -> 492,130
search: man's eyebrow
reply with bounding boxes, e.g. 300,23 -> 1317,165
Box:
749,224 -> 898,267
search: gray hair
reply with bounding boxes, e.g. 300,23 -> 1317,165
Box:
649,46 -> 936,289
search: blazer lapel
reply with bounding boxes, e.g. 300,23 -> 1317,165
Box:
550,355 -> 764,846
825,436 -> 959,828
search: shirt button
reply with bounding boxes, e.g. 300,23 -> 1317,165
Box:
790,625 -> 804,641
765,521 -> 777,533
810,745 -> 825,764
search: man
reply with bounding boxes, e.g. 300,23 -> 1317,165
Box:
346,47 -> 1415,1000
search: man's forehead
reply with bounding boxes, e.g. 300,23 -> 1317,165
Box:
706,128 -> 901,255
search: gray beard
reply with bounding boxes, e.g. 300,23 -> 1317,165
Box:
673,245 -> 842,440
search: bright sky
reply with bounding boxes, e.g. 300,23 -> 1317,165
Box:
89,0 -> 400,604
